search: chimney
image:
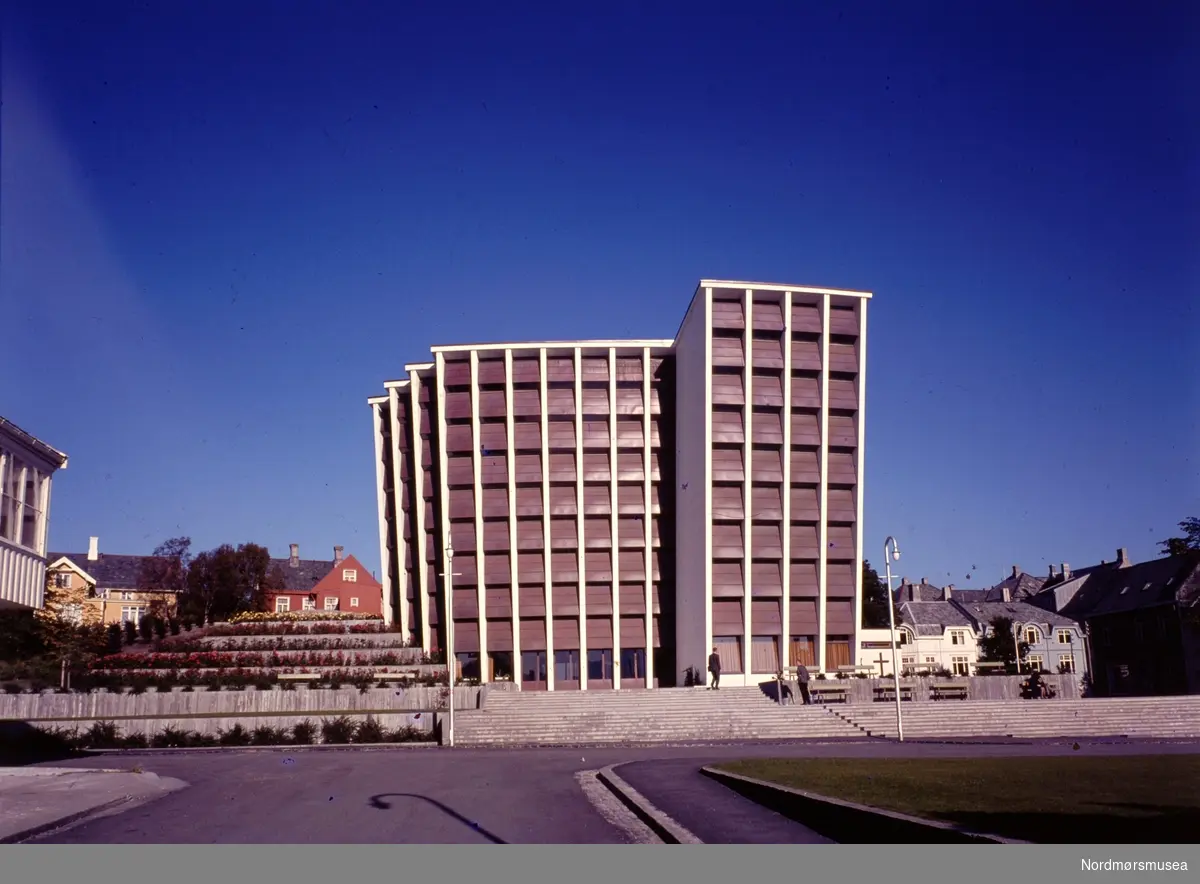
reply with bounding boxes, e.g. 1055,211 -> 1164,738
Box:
334,545 -> 344,565
920,577 -> 928,586
943,585 -> 953,601
901,577 -> 910,586
1002,587 -> 1012,603
1048,564 -> 1057,579
1117,547 -> 1130,568
289,544 -> 300,567
1061,563 -> 1071,580
1012,565 -> 1021,579
88,536 -> 99,561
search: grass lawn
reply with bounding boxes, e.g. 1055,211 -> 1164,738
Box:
717,755 -> 1200,843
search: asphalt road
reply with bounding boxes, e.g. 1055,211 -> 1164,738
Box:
29,739 -> 1200,844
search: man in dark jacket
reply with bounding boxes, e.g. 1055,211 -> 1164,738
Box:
708,647 -> 721,690
796,663 -> 812,705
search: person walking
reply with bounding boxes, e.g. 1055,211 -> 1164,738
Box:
708,647 -> 721,690
796,663 -> 813,705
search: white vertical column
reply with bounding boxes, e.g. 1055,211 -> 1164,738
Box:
574,349 -> 587,689
742,290 -> 754,678
387,386 -> 410,637
470,352 -> 488,681
854,299 -> 868,661
781,292 -> 793,669
703,287 -> 714,661
37,472 -> 52,558
609,347 -> 621,688
409,372 -> 431,652
434,354 -> 453,663
371,399 -> 395,628
505,350 -> 521,684
642,347 -> 654,687
818,294 -> 831,673
539,349 -> 552,690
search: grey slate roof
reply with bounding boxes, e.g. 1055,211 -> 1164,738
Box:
49,553 -> 336,593
898,601 -> 976,635
271,558 -> 335,592
1056,554 -> 1200,620
956,600 -> 1079,631
48,553 -> 170,591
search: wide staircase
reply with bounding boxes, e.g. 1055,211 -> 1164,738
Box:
453,686 -> 864,747
834,696 -> 1200,740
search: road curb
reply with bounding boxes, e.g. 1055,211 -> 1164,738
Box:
700,766 -> 1027,844
0,795 -> 138,844
596,764 -> 703,844
81,742 -> 437,756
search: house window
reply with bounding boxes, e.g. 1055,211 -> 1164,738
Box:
1056,629 -> 1072,644
523,650 -> 549,682
302,598 -> 315,610
898,629 -> 912,646
61,603 -> 83,626
751,636 -> 780,673
950,630 -> 967,646
275,597 -> 290,613
1058,655 -> 1075,674
120,606 -> 145,623
121,592 -> 134,601
714,636 -> 743,674
951,656 -> 970,676
350,597 -> 359,608
54,572 -> 72,588
343,569 -> 357,582
1027,654 -> 1044,671
1024,627 -> 1040,645
788,635 -> 816,666
924,656 -> 936,665
621,648 -> 647,680
324,597 -> 339,610
901,655 -> 915,665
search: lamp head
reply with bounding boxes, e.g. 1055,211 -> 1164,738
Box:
892,548 -> 901,561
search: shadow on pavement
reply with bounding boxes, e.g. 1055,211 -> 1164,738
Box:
0,722 -> 83,767
368,792 -> 507,843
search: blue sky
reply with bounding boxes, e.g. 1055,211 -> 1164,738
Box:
2,1 -> 1196,586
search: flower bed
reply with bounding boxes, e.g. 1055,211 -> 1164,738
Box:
90,649 -> 435,671
195,622 -> 403,638
23,717 -> 434,751
163,637 -> 415,653
68,667 -> 452,692
228,611 -> 383,624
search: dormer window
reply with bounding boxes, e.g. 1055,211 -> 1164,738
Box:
343,569 -> 357,582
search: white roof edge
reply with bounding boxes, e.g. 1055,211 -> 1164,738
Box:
382,379 -> 412,390
367,396 -> 389,406
404,362 -> 435,372
700,279 -> 873,298
430,339 -> 675,353
0,416 -> 69,469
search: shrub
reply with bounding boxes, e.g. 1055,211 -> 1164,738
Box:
122,732 -> 149,749
182,618 -> 194,631
320,716 -> 355,744
106,624 -> 124,654
353,717 -> 387,744
81,721 -> 122,749
291,720 -> 317,745
123,620 -> 138,645
218,724 -> 251,746
151,725 -> 192,748
168,619 -> 181,636
251,725 -> 291,746
325,674 -> 343,691
2,682 -> 22,694
128,676 -> 150,695
153,618 -> 168,640
138,617 -> 155,642
252,672 -> 277,690
187,731 -> 218,747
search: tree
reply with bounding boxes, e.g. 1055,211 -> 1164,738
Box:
861,560 -> 891,629
978,616 -> 1029,673
1159,517 -> 1200,557
180,542 -> 282,624
33,572 -> 107,683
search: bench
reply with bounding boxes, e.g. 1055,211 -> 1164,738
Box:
374,668 -> 422,683
277,672 -> 322,683
809,684 -> 850,704
930,682 -> 970,701
872,684 -> 914,702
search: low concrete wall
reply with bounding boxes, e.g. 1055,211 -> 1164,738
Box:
784,674 -> 1080,704
0,685 -> 480,722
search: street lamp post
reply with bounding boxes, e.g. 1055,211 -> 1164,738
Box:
883,536 -> 905,743
440,537 -> 460,747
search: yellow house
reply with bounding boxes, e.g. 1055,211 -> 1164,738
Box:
46,536 -> 179,625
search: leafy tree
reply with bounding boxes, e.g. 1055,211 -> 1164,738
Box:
0,611 -> 46,663
32,572 -> 107,683
180,542 -> 283,624
978,616 -> 1029,673
123,619 -> 138,645
1159,517 -> 1200,557
861,560 -> 891,629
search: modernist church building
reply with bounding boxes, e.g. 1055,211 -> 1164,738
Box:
368,279 -> 870,690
